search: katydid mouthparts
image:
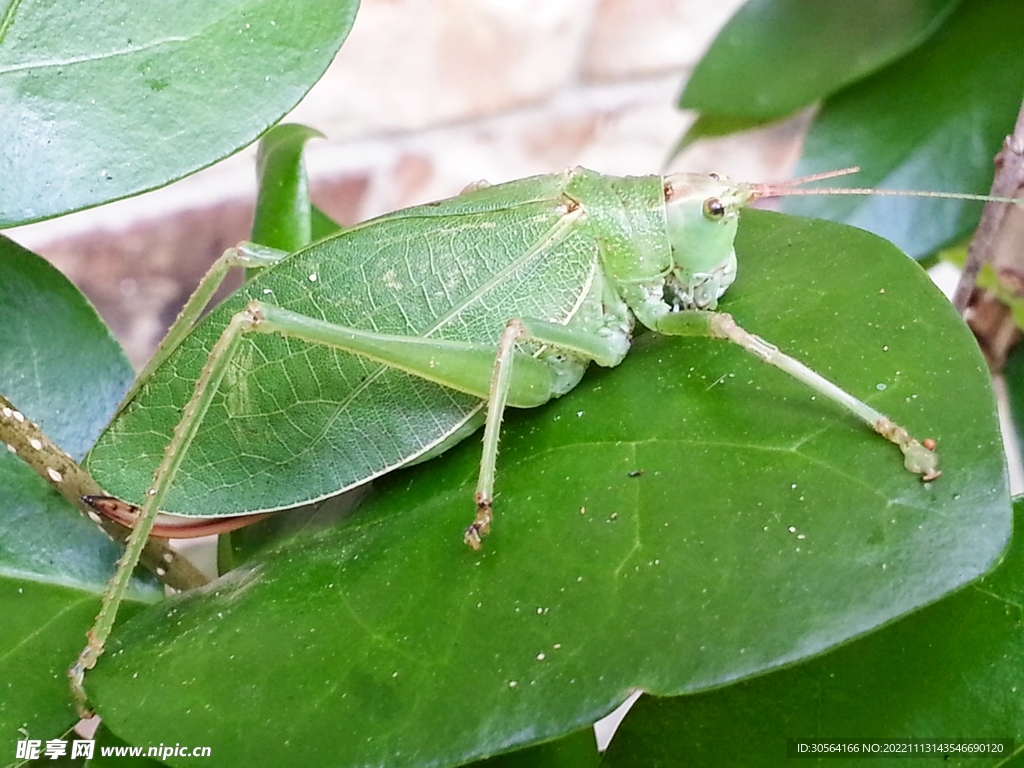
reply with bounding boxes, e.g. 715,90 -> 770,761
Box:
2,164 -> 1015,715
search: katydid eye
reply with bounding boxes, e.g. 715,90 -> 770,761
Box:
703,197 -> 726,219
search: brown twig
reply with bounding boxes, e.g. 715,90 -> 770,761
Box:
0,395 -> 209,592
952,98 -> 1024,370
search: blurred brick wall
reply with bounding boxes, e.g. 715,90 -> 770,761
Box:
9,0 -> 806,368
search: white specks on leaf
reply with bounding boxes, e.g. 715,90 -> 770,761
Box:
382,269 -> 404,291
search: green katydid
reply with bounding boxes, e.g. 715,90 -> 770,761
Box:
0,163 -> 1012,716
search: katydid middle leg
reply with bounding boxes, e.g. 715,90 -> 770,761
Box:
466,316 -> 631,548
120,243 -> 291,412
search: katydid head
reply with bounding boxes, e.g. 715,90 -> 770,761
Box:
661,165 -> 1023,311
661,172 -> 760,310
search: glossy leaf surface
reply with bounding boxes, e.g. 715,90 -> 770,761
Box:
1005,345 -> 1024,459
781,0 -> 1024,259
679,0 -> 959,119
475,728 -> 600,768
0,0 -> 358,226
602,497 -> 1024,767
87,212 -> 1009,767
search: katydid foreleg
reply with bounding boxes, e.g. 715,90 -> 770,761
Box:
653,310 -> 941,480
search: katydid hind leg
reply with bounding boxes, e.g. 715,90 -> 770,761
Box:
70,302 -> 262,715
655,310 -> 940,480
248,304 -> 634,547
72,299 -> 604,707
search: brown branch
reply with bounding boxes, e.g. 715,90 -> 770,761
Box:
953,99 -> 1024,312
0,395 -> 209,592
952,98 -> 1024,370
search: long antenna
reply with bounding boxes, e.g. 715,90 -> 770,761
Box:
751,167 -> 1024,206
774,167 -> 861,187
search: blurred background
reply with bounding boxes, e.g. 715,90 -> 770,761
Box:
7,0 -> 806,369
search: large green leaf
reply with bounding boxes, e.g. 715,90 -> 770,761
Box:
475,728 -> 600,768
85,211 -> 1008,766
781,0 -> 1024,259
602,496 -> 1024,767
679,0 -> 960,120
0,0 -> 358,227
0,237 -> 154,760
